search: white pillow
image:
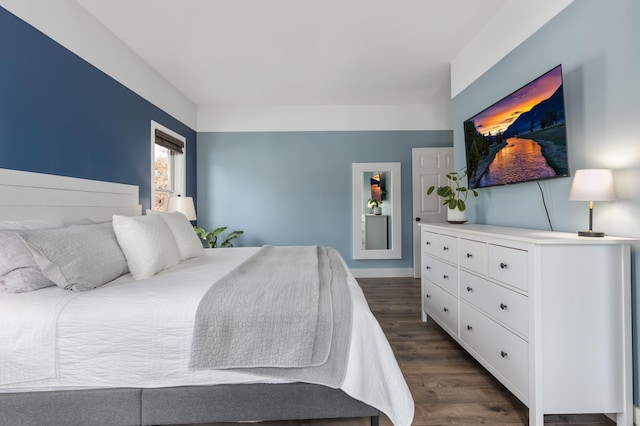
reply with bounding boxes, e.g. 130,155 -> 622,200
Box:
21,222 -> 129,291
157,212 -> 204,260
112,214 -> 181,280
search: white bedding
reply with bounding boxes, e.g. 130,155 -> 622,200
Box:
0,247 -> 414,425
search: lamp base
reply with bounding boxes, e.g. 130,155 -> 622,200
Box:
578,230 -> 605,237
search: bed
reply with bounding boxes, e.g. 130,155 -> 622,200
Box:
0,168 -> 414,426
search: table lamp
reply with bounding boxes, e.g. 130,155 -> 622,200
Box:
568,169 -> 615,237
167,196 -> 197,221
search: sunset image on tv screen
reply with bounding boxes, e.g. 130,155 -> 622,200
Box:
464,65 -> 569,189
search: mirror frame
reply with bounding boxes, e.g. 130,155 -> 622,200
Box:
352,162 -> 402,259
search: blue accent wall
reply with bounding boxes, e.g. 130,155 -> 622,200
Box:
452,0 -> 640,404
0,7 -> 196,208
196,131 -> 452,268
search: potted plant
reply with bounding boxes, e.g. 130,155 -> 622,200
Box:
427,168 -> 478,223
367,198 -> 382,215
193,226 -> 244,248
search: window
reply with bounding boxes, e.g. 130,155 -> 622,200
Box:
151,121 -> 186,211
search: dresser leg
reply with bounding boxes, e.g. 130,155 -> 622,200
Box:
616,410 -> 631,426
529,406 -> 543,426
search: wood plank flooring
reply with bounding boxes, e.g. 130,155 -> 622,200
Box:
200,277 -> 615,426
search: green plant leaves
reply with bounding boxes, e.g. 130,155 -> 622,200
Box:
221,230 -> 244,248
426,167 -> 478,210
436,186 -> 454,198
193,226 -> 243,248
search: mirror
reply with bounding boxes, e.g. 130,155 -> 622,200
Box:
352,162 -> 401,259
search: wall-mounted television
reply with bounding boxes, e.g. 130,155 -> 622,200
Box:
464,65 -> 569,189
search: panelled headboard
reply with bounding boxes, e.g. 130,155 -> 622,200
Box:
0,168 -> 140,222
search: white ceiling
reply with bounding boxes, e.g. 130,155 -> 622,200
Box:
74,0 -> 507,108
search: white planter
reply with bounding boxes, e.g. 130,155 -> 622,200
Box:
447,208 -> 466,223
372,207 -> 382,215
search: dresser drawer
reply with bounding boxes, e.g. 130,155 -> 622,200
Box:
423,255 -> 458,296
460,270 -> 528,338
421,230 -> 457,263
460,302 -> 528,398
424,280 -> 458,335
421,230 -> 439,257
459,238 -> 487,274
488,244 -> 528,292
435,233 -> 458,264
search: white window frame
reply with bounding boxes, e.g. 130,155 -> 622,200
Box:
151,120 -> 186,211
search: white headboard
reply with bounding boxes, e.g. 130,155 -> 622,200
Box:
0,168 -> 140,222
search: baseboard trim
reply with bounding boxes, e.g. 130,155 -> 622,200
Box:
350,268 -> 414,278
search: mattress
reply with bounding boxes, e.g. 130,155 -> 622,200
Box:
0,247 -> 413,425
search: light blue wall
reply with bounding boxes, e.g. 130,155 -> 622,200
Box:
452,0 -> 640,404
196,131 -> 452,268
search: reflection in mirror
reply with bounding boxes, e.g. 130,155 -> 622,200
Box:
362,171 -> 389,249
352,162 -> 401,260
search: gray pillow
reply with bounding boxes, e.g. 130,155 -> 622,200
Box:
0,229 -> 56,293
21,222 -> 129,292
0,219 -> 64,231
1,267 -> 54,293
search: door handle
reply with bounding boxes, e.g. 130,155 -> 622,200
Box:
415,217 -> 421,222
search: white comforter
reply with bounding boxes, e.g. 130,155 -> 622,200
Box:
0,248 -> 414,425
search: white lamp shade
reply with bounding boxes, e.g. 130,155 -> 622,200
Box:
569,169 -> 616,201
167,196 -> 197,220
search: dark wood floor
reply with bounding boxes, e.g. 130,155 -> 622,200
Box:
200,277 -> 615,426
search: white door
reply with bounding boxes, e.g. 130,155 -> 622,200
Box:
412,147 -> 453,278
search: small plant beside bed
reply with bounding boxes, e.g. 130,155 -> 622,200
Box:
194,226 -> 244,248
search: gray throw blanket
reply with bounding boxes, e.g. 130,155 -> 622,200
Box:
189,246 -> 352,388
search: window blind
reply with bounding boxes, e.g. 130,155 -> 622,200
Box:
155,129 -> 184,154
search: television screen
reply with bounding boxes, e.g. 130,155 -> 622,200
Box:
464,65 -> 569,189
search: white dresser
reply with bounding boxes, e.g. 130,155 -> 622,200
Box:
419,223 -> 633,426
